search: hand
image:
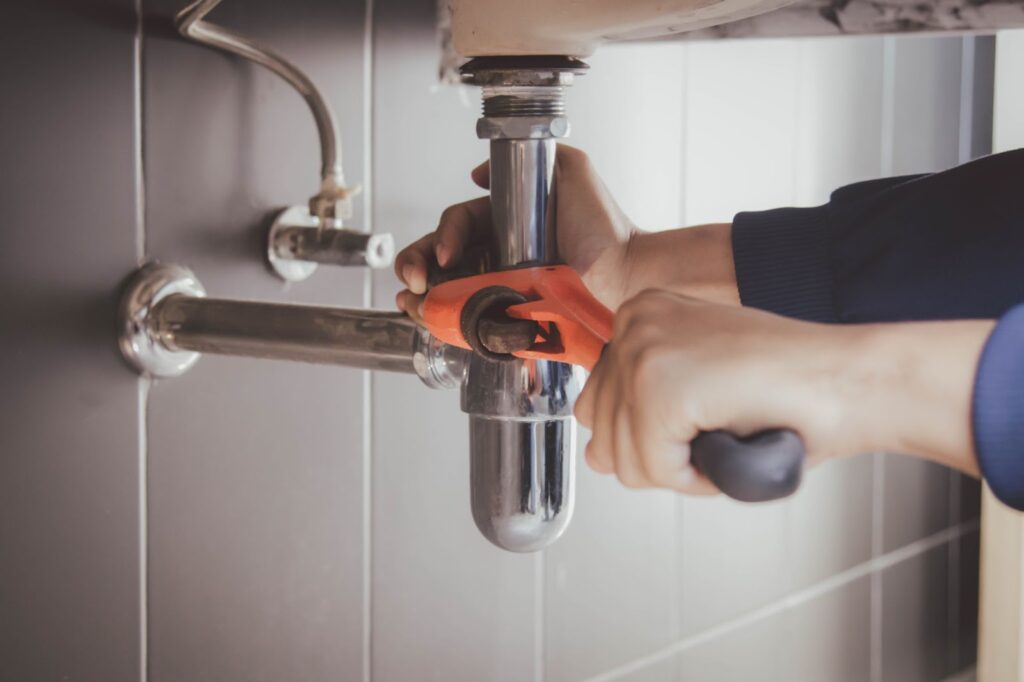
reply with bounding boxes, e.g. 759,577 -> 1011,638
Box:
574,290 -> 990,493
394,145 -> 637,323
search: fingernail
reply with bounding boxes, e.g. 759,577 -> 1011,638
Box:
417,302 -> 425,319
435,243 -> 449,267
401,264 -> 413,285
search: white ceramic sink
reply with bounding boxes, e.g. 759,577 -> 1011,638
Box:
448,0 -> 798,57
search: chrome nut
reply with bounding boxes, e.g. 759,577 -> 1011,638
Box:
476,116 -> 571,141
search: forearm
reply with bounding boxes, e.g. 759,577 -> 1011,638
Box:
621,224 -> 740,306
820,319 -> 994,475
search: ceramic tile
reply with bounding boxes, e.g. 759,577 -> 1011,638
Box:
0,1 -> 143,679
881,544 -> 955,682
143,1 -> 368,679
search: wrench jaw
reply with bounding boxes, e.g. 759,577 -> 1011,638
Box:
423,265 -> 613,370
458,286 -> 535,361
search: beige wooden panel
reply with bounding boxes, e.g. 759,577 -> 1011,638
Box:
978,28 -> 1024,682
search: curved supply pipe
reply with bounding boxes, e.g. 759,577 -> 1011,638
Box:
175,0 -> 357,226
176,0 -> 343,183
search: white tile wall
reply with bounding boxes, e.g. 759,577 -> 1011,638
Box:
367,22 -> 986,682
8,0 -> 984,679
545,44 -> 687,682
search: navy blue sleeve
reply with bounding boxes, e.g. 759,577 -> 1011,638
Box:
730,149 -> 1024,509
732,149 -> 1024,323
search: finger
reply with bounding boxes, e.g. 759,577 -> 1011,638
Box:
574,357 -> 603,430
588,349 -> 622,480
436,197 -> 491,268
628,399 -> 694,490
395,290 -> 426,325
630,400 -> 714,494
554,143 -> 586,172
612,409 -> 651,489
394,233 -> 435,295
577,356 -> 610,472
689,476 -> 722,496
585,438 -> 613,474
471,160 -> 490,189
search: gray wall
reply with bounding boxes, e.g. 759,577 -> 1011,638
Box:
0,1 -> 990,681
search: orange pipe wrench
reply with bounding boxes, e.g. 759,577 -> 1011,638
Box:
422,265 -> 805,503
422,265 -> 613,370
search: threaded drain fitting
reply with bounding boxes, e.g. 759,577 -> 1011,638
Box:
482,86 -> 565,117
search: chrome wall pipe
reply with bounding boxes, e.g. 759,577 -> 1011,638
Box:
118,263 -> 465,389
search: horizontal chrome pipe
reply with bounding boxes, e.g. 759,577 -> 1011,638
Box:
118,263 -> 465,387
154,296 -> 421,374
270,224 -> 394,269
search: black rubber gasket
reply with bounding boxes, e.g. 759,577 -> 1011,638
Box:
459,286 -> 532,362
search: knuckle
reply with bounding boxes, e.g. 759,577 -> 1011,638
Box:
614,299 -> 646,335
438,204 -> 465,229
631,346 -> 668,394
644,461 -> 675,488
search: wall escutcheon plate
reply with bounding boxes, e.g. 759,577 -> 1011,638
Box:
118,262 -> 206,378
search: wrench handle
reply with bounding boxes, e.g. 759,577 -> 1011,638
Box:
689,428 -> 805,502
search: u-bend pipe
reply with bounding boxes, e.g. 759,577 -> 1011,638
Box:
459,58 -> 588,552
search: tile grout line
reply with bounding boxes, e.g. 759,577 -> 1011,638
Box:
669,43 -> 688,653
870,39 -> 897,682
133,0 -> 146,265
958,36 -> 977,166
677,44 -> 689,228
581,521 -> 977,682
879,36 -> 897,178
137,378 -> 150,682
361,0 -> 375,680
870,453 -> 886,682
535,551 -> 545,682
132,1 -> 149,681
948,35 -> 976,670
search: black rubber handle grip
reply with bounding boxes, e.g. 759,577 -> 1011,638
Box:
689,429 -> 805,502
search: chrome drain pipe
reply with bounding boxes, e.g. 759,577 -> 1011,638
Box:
459,57 -> 588,552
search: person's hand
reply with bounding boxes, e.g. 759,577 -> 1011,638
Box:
575,290 -> 839,493
574,289 -> 991,493
394,145 -> 637,323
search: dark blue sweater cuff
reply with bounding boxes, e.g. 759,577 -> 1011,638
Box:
731,205 -> 837,323
974,304 -> 1024,511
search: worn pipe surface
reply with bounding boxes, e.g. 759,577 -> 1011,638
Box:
152,295 -> 420,374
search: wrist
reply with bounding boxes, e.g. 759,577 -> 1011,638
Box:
820,321 -> 992,471
620,224 -> 739,308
